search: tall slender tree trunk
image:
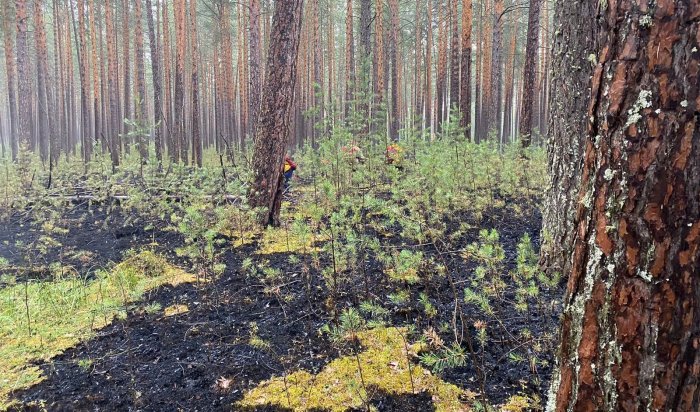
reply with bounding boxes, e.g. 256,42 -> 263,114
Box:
518,0 -> 540,148
134,0 -> 148,162
162,0 -> 175,161
424,0 -> 433,134
449,0 -> 460,113
435,2 -> 447,131
413,0 -> 423,127
239,3 -> 249,144
105,0 -> 120,166
459,0 -> 472,139
173,0 -> 187,164
344,0 -> 356,118
489,0 -> 504,142
474,0 -> 482,142
75,0 -> 91,162
311,0 -> 322,143
503,9 -> 518,143
388,0 -> 400,140
15,0 -> 31,151
121,0 -> 132,151
33,0 -> 51,162
327,1 -> 335,127
188,0 -> 201,167
66,5 -> 77,156
3,1 -> 19,160
97,0 -> 108,156
146,0 -> 163,164
51,0 -> 63,162
249,0 -> 262,131
374,0 -> 385,105
249,0 -> 304,227
547,0 -> 700,410
88,0 -> 101,151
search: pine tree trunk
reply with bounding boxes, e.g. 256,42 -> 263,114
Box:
66,4 -> 77,156
249,0 -> 304,227
449,0 -> 460,113
51,0 -> 63,163
121,0 -> 131,151
239,3 -> 249,144
327,2 -> 335,127
424,0 -> 433,134
15,0 -> 31,150
518,0 -> 540,148
489,0 -> 503,142
538,0 -> 594,279
3,1 -> 19,160
33,0 -> 51,162
105,0 -> 120,166
249,0 -> 262,131
474,1 -> 482,142
173,0 -> 187,164
311,0 -> 322,143
134,0 -> 148,162
388,0 -> 400,140
162,0 -> 175,161
88,0 -> 101,151
358,0 -> 371,122
459,0 -> 472,139
374,0 -> 385,105
75,0 -> 91,162
146,0 -> 163,164
547,0 -> 700,410
413,0 -> 423,126
188,0 -> 201,167
436,2 -> 447,131
344,0 -> 356,118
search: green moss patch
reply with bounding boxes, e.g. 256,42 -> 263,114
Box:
237,327 -> 474,411
0,251 -> 196,408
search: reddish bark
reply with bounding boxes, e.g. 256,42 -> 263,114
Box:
549,1 -> 700,410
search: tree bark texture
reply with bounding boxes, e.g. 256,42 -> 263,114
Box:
539,0 -> 595,279
248,0 -> 304,227
548,1 -> 700,410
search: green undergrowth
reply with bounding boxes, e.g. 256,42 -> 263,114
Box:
0,251 -> 196,409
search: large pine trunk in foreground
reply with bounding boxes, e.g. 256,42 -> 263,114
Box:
248,0 -> 304,227
547,0 -> 700,410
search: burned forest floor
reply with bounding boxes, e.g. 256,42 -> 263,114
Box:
0,141 -> 560,411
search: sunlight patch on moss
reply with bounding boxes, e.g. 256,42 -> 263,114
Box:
237,327 -> 474,411
500,394 -> 538,411
0,251 -> 196,408
256,226 -> 327,255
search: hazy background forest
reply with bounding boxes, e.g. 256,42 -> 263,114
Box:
0,0 -> 550,161
0,0 -> 698,411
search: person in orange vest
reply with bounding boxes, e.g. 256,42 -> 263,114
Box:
283,155 -> 297,191
386,143 -> 403,166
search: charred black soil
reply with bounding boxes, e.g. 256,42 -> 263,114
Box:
5,198 -> 562,411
